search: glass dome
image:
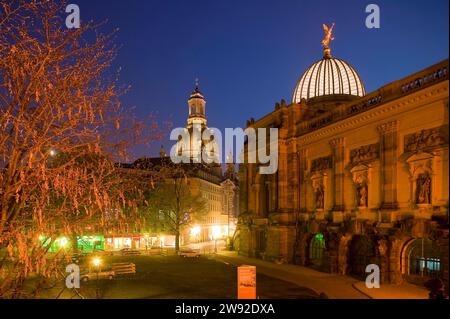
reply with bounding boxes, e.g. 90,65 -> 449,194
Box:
292,57 -> 365,103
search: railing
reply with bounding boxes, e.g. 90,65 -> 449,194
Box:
401,66 -> 448,94
299,60 -> 449,135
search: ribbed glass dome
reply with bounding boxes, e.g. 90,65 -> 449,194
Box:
292,57 -> 365,103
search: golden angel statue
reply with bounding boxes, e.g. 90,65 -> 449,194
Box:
321,23 -> 335,49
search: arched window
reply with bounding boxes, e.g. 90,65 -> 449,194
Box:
404,238 -> 441,283
309,233 -> 326,267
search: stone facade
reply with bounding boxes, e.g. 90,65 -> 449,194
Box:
237,58 -> 449,294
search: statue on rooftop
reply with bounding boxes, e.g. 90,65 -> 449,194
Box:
322,23 -> 335,49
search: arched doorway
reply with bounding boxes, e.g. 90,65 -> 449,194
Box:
402,238 -> 441,285
348,235 -> 378,279
309,233 -> 326,268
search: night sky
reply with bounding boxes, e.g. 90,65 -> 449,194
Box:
74,0 -> 449,160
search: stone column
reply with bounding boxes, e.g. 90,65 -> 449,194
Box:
288,146 -> 299,211
377,121 -> 399,209
277,139 -> 288,211
377,238 -> 390,284
247,163 -> 255,213
330,137 -> 346,212
299,148 -> 308,212
254,182 -> 261,216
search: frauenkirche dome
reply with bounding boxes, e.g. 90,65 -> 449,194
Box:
292,23 -> 365,103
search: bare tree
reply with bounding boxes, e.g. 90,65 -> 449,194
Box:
145,164 -> 207,253
0,0 -> 159,297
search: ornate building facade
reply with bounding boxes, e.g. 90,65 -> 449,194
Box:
237,32 -> 448,293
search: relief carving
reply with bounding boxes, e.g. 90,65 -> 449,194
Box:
404,125 -> 448,153
377,239 -> 388,256
311,156 -> 333,172
350,143 -> 379,166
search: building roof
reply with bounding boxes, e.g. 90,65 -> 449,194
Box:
292,56 -> 365,103
117,156 -> 228,185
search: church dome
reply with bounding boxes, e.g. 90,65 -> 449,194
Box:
292,56 -> 365,103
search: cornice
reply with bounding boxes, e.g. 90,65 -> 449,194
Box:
296,81 -> 448,146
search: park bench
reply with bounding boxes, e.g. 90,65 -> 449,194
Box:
119,248 -> 141,256
112,262 -> 136,275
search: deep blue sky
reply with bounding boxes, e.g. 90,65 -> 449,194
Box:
75,0 -> 449,159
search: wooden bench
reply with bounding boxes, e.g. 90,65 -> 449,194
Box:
112,262 -> 136,275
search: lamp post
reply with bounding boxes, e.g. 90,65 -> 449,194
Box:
212,226 -> 220,253
227,209 -> 230,247
92,257 -> 101,299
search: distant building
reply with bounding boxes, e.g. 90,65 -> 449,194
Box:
123,83 -> 239,246
237,33 -> 448,294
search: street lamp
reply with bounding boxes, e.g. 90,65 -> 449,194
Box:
59,237 -> 68,249
212,225 -> 221,253
49,148 -> 58,157
92,257 -> 101,267
92,257 -> 101,298
191,226 -> 200,243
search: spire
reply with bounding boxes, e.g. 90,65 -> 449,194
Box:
195,78 -> 199,92
187,78 -> 207,128
159,145 -> 166,158
189,77 -> 204,100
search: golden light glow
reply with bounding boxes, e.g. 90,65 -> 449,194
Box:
92,257 -> 101,267
59,237 -> 68,247
212,225 -> 221,239
190,225 -> 201,236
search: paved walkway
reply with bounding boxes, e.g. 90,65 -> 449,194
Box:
212,251 -> 429,299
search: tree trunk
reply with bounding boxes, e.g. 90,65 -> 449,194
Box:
175,230 -> 180,253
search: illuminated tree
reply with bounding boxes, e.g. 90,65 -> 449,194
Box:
0,0 -> 158,297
